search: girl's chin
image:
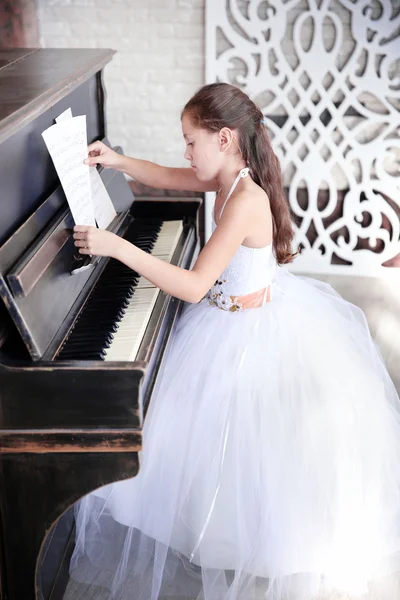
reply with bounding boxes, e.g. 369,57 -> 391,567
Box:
193,169 -> 214,182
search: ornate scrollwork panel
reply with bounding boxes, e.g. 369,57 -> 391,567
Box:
206,0 -> 400,275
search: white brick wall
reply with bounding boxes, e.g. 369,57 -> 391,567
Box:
37,0 -> 205,167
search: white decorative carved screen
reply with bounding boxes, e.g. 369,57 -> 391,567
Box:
205,0 -> 400,276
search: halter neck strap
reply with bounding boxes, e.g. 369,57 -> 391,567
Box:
218,167 -> 250,220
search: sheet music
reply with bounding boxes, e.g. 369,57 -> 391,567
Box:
89,167 -> 117,229
42,116 -> 96,227
55,107 -> 73,123
52,108 -> 117,229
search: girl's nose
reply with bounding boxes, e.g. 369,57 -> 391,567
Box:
184,147 -> 192,161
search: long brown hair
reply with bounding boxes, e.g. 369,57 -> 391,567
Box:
182,82 -> 298,264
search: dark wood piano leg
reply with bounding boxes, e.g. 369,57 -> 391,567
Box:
0,452 -> 139,600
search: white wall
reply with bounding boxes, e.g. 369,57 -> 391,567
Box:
38,0 -> 205,167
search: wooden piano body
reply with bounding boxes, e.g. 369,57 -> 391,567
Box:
0,49 -> 201,599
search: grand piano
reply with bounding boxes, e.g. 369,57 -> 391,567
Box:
0,48 -> 201,599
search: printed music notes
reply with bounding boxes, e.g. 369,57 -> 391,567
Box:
42,109 -> 117,229
42,115 -> 95,227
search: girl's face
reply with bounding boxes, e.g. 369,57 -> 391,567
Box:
181,113 -> 224,181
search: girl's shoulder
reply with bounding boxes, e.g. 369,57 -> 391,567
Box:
238,178 -> 271,218
234,181 -> 273,245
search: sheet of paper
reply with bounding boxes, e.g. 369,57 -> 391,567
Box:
42,116 -> 96,227
89,167 -> 117,229
55,107 -> 73,123
53,107 -> 116,229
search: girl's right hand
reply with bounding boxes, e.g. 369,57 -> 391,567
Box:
84,141 -> 121,169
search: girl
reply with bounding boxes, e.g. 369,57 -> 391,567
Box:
70,83 -> 400,600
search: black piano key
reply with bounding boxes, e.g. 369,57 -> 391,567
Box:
85,288 -> 135,299
67,318 -> 121,336
82,297 -> 131,310
61,339 -> 110,352
81,301 -> 131,316
63,333 -> 113,346
80,308 -> 125,319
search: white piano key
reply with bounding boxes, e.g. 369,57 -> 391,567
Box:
151,221 -> 183,259
137,221 -> 183,288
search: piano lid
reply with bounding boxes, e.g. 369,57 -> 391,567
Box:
0,48 -> 115,145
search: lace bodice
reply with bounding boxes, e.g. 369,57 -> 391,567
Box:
206,168 -> 279,309
210,217 -> 277,296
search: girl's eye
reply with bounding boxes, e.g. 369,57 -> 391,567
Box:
187,142 -> 194,147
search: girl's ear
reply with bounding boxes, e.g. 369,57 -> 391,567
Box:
219,127 -> 234,152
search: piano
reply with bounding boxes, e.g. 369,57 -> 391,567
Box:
0,48 -> 201,599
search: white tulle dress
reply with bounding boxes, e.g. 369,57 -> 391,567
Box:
69,169 -> 400,600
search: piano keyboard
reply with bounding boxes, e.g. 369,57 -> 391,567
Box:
57,219 -> 183,362
104,220 -> 183,361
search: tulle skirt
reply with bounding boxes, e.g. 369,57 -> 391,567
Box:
69,268 -> 400,600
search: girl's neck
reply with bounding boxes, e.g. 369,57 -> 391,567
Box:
216,162 -> 248,199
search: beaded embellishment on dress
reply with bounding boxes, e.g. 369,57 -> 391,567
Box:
206,278 -> 244,312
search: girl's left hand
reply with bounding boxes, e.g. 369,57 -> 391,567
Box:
73,225 -> 122,258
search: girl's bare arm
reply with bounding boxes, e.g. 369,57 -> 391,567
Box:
85,141 -> 218,192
